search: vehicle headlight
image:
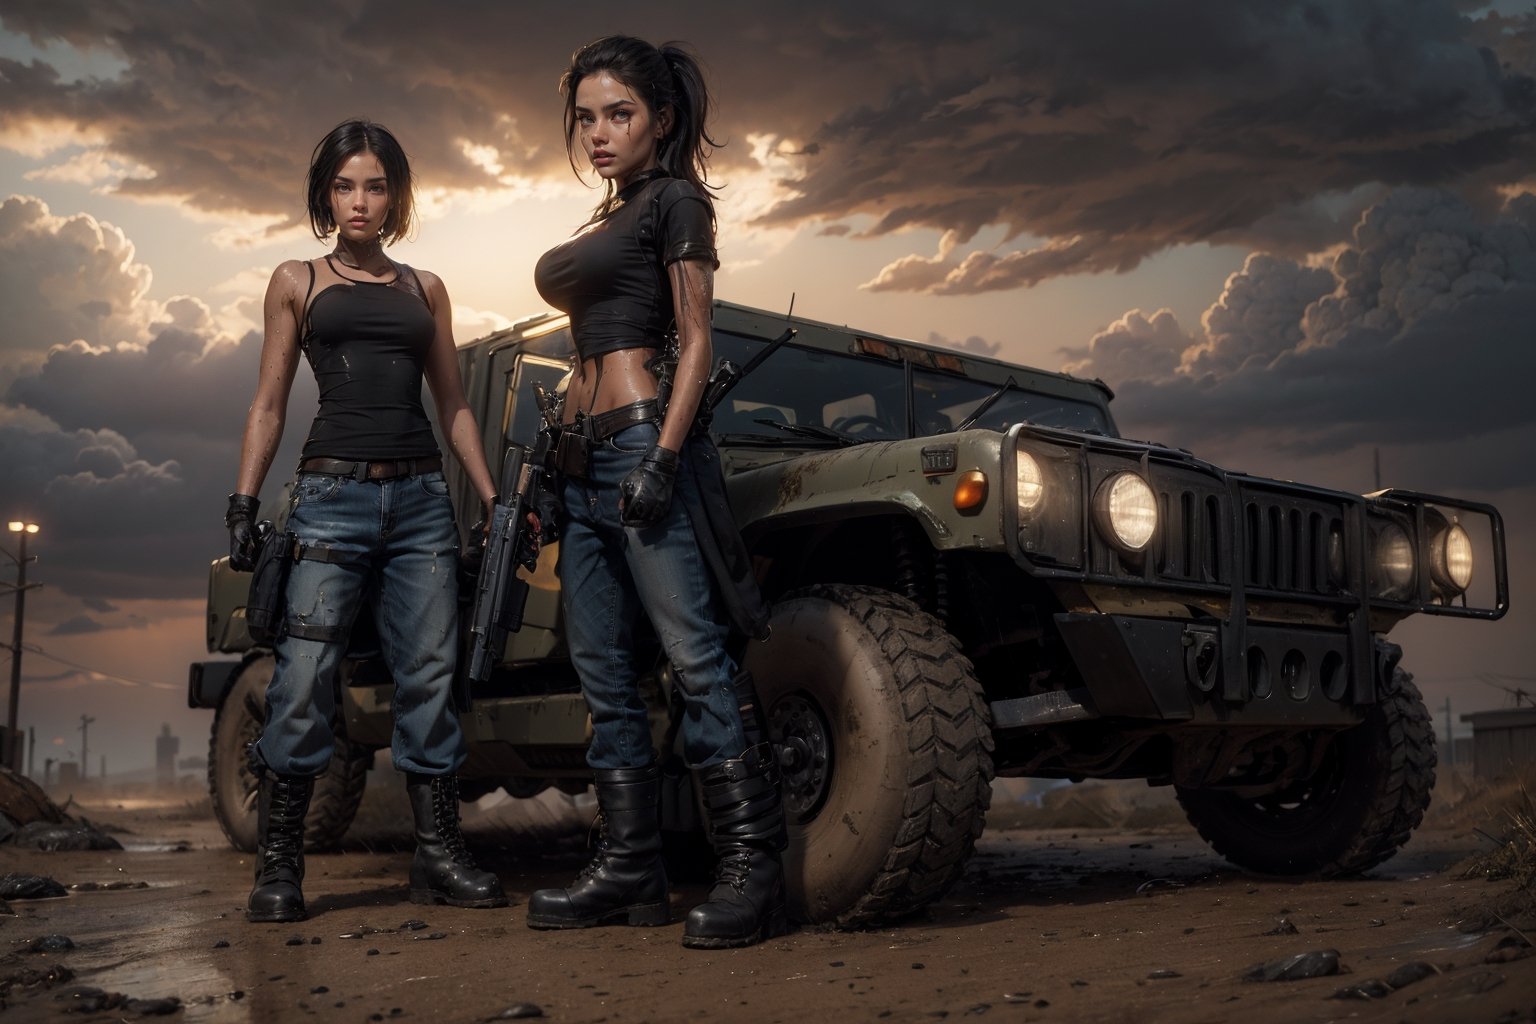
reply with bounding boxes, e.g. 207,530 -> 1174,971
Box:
1373,523 -> 1415,595
1431,521 -> 1474,592
1016,451 -> 1045,515
1093,472 -> 1157,552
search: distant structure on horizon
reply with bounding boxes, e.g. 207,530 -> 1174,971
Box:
156,724 -> 179,787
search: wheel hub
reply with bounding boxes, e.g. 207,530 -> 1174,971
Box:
769,693 -> 832,822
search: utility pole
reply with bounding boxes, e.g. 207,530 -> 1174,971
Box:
4,520 -> 41,771
79,714 -> 95,781
1443,697 -> 1453,763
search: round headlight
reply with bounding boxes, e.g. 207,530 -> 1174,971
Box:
1431,521 -> 1474,591
1094,472 -> 1157,552
1373,523 -> 1414,594
1016,451 -> 1045,515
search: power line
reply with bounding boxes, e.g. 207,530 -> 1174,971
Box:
1474,673 -> 1532,707
21,645 -> 171,690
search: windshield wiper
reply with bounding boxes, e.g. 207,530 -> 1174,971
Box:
760,420 -> 857,446
954,375 -> 1018,432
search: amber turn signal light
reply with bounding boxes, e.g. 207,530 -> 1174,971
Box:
953,470 -> 988,511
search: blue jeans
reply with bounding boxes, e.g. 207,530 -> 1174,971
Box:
255,470 -> 467,777
560,422 -> 748,770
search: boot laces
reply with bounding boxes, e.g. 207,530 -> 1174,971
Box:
431,779 -> 478,867
713,847 -> 753,892
261,777 -> 306,871
577,815 -> 611,880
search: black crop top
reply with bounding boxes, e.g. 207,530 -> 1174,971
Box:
533,173 -> 716,361
298,258 -> 441,461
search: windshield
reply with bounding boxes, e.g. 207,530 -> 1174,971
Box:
912,368 -> 1112,435
709,330 -> 1113,442
711,331 -> 907,441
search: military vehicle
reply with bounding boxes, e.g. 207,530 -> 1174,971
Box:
190,300 -> 1508,926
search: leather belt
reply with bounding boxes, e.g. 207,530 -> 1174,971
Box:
572,398 -> 660,441
298,456 -> 443,481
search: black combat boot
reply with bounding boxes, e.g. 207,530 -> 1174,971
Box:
405,773 -> 509,908
247,770 -> 314,923
682,742 -> 791,949
526,764 -> 670,929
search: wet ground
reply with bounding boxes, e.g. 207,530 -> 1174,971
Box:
2,780 -> 1533,1023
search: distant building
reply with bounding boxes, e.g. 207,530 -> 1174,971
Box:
1461,708 -> 1536,781
155,724 -> 180,786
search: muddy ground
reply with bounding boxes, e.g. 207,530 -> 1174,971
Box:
2,772 -> 1533,1024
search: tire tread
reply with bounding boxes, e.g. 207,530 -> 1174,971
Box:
786,584 -> 994,927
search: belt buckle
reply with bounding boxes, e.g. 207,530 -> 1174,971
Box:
352,461 -> 372,482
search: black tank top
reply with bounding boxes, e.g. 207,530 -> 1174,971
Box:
299,259 -> 440,461
533,173 -> 716,361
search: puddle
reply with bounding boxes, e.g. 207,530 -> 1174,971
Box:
1371,926 -> 1487,959
120,840 -> 195,854
89,960 -> 246,1024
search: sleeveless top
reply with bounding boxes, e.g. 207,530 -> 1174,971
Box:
533,172 -> 716,361
298,258 -> 441,461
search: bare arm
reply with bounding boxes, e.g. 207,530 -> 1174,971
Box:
234,261 -> 307,497
657,257 -> 714,453
419,269 -> 497,509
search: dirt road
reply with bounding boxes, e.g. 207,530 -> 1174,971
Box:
2,779 -> 1532,1023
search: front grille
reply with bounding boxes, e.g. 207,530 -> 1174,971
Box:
1134,468 -> 1349,599
1238,496 -> 1342,595
1154,485 -> 1226,586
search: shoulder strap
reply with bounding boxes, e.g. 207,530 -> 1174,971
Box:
299,260 -> 318,344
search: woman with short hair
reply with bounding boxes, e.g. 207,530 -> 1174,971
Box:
226,119 -> 505,922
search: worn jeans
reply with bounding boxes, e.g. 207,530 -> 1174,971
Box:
255,470 -> 467,777
560,422 -> 748,770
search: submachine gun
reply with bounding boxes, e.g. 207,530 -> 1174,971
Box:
462,385 -> 558,686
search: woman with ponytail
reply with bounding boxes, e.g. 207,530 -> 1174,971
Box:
526,35 -> 786,950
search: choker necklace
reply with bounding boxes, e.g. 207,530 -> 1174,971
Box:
332,244 -> 385,271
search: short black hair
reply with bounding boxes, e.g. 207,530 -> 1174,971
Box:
305,119 -> 416,244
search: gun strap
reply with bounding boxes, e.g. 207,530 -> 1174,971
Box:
296,542 -> 364,566
285,620 -> 346,643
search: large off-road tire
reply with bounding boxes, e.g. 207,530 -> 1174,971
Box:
1176,667 -> 1436,876
742,584 -> 994,927
207,653 -> 371,853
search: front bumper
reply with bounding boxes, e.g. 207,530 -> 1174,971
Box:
988,613 -> 1393,729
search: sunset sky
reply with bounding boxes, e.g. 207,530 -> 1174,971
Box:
1,1 -> 1532,776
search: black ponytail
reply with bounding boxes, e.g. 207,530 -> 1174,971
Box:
560,35 -> 721,222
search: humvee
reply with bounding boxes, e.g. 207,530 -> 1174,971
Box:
190,300 -> 1508,926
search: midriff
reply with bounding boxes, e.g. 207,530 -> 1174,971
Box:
562,347 -> 660,425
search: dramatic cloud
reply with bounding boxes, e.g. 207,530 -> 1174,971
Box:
1061,187 -> 1536,491
0,322 -> 319,598
925,329 -> 1001,358
2,3 -> 1532,284
48,614 -> 107,635
826,4 -> 1536,292
0,197 -> 321,599
0,194 -> 153,357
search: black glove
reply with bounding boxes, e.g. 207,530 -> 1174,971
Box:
535,481 -> 563,545
619,445 -> 678,527
225,493 -> 261,572
515,512 -> 542,572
